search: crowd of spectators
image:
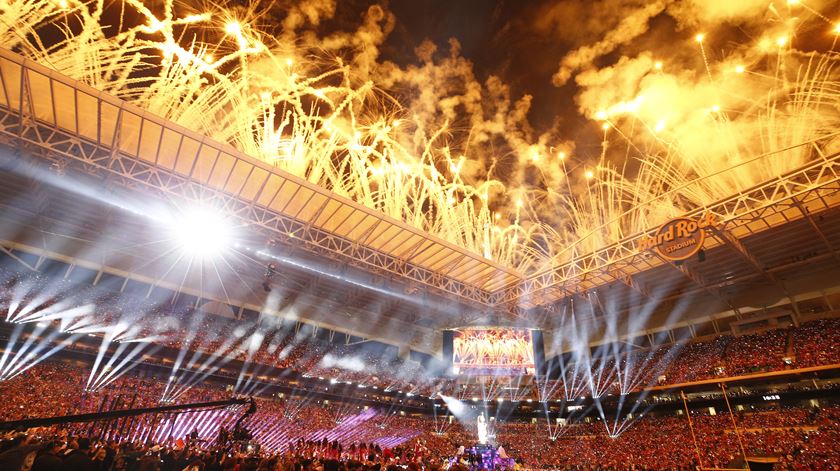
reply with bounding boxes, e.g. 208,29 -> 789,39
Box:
2,267 -> 840,406
0,361 -> 230,423
657,336 -> 731,384
0,266 -> 445,396
488,407 -> 840,470
721,329 -> 789,376
539,319 -> 839,401
793,319 -> 840,368
4,311 -> 840,403
1,358 -> 839,470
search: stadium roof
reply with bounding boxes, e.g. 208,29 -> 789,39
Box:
0,48 -> 520,306
1,47 -> 840,353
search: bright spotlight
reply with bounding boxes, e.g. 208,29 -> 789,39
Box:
169,208 -> 232,257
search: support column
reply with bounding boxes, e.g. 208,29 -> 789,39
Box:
720,383 -> 750,469
680,390 -> 705,470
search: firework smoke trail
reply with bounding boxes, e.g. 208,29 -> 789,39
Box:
562,11 -> 840,252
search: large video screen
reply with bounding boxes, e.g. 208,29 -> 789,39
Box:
452,328 -> 535,376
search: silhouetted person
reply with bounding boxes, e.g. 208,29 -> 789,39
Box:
63,437 -> 94,471
31,441 -> 64,471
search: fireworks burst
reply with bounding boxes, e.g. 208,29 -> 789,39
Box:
1,1 -> 838,275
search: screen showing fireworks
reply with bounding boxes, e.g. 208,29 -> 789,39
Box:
452,328 -> 535,376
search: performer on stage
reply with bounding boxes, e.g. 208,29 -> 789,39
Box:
477,413 -> 488,445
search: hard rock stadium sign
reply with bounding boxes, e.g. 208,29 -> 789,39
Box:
637,214 -> 717,261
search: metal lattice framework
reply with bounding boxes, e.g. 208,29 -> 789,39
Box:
1,47 -> 839,318
493,146 -> 840,309
0,48 -> 521,309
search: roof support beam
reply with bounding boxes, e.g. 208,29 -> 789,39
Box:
711,226 -> 792,300
495,149 -> 840,309
0,245 -> 38,272
609,266 -> 655,301
657,255 -> 737,311
711,227 -> 780,285
339,287 -> 372,312
0,46 -> 505,310
794,200 -> 840,266
0,237 -> 438,354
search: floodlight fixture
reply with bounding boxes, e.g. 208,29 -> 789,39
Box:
169,207 -> 232,258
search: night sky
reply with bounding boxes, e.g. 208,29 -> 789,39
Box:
312,0 -> 840,157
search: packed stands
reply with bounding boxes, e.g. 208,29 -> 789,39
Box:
2,268 -> 840,469
0,358 -> 838,470
3,266 -> 840,400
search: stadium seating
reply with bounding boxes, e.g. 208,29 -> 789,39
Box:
0,359 -> 838,469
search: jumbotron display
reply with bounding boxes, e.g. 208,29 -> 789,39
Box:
451,329 -> 536,376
